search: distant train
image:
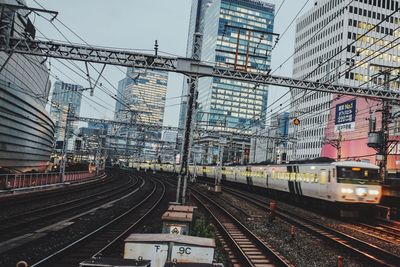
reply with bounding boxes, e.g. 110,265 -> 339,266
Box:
133,161 -> 382,213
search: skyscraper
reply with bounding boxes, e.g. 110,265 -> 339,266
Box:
114,68 -> 168,161
181,0 -> 275,163
250,111 -> 289,163
50,81 -> 83,149
179,0 -> 214,129
288,0 -> 400,168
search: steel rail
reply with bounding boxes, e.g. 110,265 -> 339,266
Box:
30,177 -> 165,267
224,187 -> 400,267
191,187 -> 292,267
0,175 -> 139,243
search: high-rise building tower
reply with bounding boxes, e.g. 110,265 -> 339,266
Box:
178,0 -> 213,129
250,111 -> 289,163
180,0 -> 275,164
114,68 -> 168,161
288,0 -> 400,167
50,81 -> 83,149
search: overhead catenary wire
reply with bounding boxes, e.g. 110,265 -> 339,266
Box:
233,0 -> 357,134
31,0 -> 161,124
24,1 -> 151,127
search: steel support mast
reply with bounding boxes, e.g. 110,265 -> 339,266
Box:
60,103 -> 72,183
176,33 -> 202,204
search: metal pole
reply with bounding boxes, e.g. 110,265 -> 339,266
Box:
266,132 -> 270,162
125,111 -> 134,167
214,141 -> 224,192
241,142 -> 245,165
253,129 -> 258,163
60,103 -> 72,183
193,150 -> 197,181
337,131 -> 342,161
177,32 -> 202,204
179,75 -> 198,204
381,72 -> 390,182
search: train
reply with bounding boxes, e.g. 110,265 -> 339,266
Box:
132,160 -> 382,215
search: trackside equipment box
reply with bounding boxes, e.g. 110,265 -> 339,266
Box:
164,263 -> 224,267
162,205 -> 197,235
80,257 -> 150,267
124,233 -> 215,267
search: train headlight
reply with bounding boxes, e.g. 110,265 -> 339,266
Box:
341,188 -> 354,194
355,187 -> 368,197
368,189 -> 380,195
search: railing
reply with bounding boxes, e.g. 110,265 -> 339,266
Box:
0,170 -> 105,190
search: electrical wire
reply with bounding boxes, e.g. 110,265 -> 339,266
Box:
238,3 -> 399,135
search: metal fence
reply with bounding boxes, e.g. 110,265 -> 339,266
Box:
0,170 -> 105,190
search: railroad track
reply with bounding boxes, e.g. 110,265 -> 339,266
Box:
223,187 -> 400,267
0,174 -> 139,242
375,219 -> 400,232
30,178 -> 166,267
339,222 -> 400,245
190,186 -> 291,267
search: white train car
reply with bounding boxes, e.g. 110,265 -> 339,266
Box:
139,161 -> 382,208
223,161 -> 381,204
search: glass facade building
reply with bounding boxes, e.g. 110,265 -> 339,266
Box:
114,68 -> 168,161
181,0 -> 275,163
50,81 -> 83,150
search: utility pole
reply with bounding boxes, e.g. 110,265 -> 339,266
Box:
95,126 -> 104,176
176,32 -> 202,204
215,138 -> 226,192
125,111 -> 134,166
367,66 -> 395,182
240,142 -> 245,165
60,103 -> 72,183
265,129 -> 270,162
252,128 -> 258,163
326,131 -> 342,160
380,71 -> 391,181
337,131 -> 342,161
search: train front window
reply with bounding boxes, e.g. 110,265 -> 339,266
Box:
336,167 -> 380,185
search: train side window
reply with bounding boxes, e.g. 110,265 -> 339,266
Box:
320,170 -> 328,184
328,171 -> 331,183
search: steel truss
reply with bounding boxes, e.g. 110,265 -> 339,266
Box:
0,37 -> 399,100
72,116 -> 288,142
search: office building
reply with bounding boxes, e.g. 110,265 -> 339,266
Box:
288,0 -> 400,169
250,112 -> 289,163
180,0 -> 275,163
50,81 -> 83,150
114,68 -> 168,161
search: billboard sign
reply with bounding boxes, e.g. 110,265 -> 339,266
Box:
335,100 -> 356,133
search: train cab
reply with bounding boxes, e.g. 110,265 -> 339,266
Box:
332,161 -> 381,204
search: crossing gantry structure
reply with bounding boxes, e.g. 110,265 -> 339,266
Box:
1,3 -> 400,203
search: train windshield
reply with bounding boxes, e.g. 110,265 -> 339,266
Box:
336,167 -> 380,185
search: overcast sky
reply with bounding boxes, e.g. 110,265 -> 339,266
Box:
31,0 -> 314,127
